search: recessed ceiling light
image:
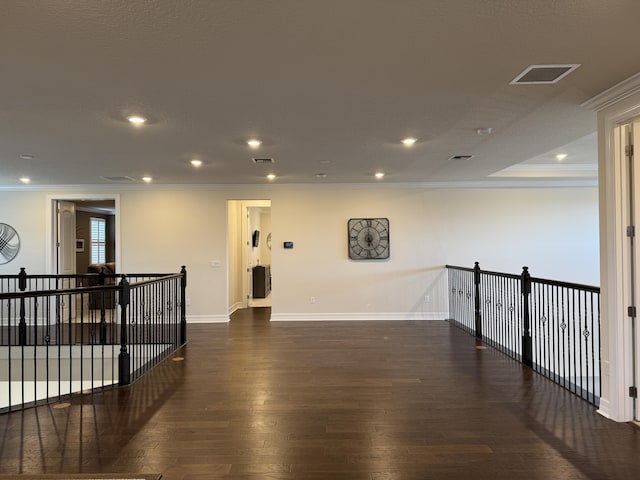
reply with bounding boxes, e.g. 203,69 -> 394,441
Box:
141,176 -> 152,183
127,115 -> 147,125
19,177 -> 31,184
556,153 -> 568,161
375,172 -> 385,179
401,138 -> 417,146
247,139 -> 262,148
190,159 -> 203,167
476,127 -> 493,136
19,154 -> 34,160
266,174 -> 276,180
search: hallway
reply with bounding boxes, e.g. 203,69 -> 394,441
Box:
1,312 -> 639,479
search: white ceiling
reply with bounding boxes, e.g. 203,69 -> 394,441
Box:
2,1 -> 639,187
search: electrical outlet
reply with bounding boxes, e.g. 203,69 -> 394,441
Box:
310,296 -> 317,304
424,295 -> 431,303
186,298 -> 191,306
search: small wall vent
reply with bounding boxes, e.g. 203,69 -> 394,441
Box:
510,64 -> 580,85
252,158 -> 275,164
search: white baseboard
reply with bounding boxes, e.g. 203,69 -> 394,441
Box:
187,314 -> 229,324
597,398 -> 611,420
228,302 -> 243,316
186,312 -> 447,323
270,312 -> 448,322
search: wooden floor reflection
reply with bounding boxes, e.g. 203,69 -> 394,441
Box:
1,308 -> 639,479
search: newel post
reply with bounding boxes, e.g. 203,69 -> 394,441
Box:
180,265 -> 187,345
473,262 -> 482,339
118,275 -> 131,386
521,266 -> 533,367
18,267 -> 27,346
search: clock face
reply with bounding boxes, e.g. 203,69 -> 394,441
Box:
0,223 -> 20,265
348,218 -> 390,260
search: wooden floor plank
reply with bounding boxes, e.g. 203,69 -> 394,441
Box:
1,308 -> 640,479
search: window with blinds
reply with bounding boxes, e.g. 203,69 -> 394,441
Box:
90,217 -> 106,264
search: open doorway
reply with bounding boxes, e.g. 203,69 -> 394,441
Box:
227,200 -> 271,317
46,194 -> 119,277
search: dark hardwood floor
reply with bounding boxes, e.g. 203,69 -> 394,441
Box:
1,308 -> 640,479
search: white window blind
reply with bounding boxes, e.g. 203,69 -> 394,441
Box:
90,217 -> 106,264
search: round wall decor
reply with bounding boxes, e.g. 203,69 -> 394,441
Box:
0,223 -> 20,265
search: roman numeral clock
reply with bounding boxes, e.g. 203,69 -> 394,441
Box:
348,218 -> 390,260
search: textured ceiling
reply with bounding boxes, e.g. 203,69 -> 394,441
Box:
1,0 -> 639,187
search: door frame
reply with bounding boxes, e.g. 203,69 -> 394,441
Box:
631,122 -> 640,421
590,76 -> 640,422
45,193 -> 121,275
226,199 -> 271,316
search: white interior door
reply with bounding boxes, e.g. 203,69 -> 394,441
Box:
53,200 -> 77,321
56,200 -> 76,276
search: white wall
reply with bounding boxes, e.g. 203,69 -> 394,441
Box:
119,189 -> 229,322
0,184 -> 599,321
439,187 -> 599,284
0,191 -> 48,273
248,206 -> 262,267
259,210 -> 272,266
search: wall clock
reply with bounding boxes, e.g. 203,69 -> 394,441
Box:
348,218 -> 390,260
0,223 -> 20,265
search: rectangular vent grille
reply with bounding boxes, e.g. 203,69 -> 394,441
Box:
252,158 -> 275,164
101,176 -> 136,182
448,155 -> 474,161
510,64 -> 580,85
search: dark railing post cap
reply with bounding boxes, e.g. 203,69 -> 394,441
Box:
521,266 -> 531,295
18,267 -> 27,291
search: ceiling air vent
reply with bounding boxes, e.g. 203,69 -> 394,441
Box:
448,155 -> 474,161
101,176 -> 136,183
510,64 -> 580,85
252,158 -> 275,164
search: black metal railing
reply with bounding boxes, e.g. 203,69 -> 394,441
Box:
447,263 -> 601,406
0,266 -> 187,413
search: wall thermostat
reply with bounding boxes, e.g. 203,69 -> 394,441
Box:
283,241 -> 294,249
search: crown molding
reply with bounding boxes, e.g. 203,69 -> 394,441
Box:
490,163 -> 598,179
582,72 -> 640,112
0,178 -> 598,193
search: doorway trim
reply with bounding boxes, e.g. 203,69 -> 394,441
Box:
226,199 -> 271,318
45,193 -> 121,275
591,75 -> 640,422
